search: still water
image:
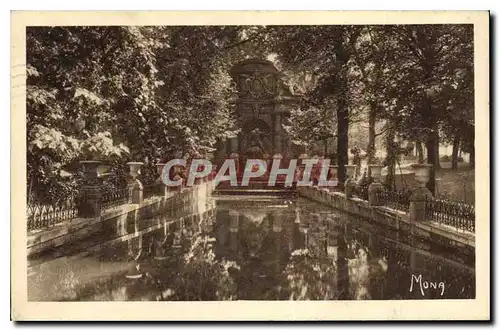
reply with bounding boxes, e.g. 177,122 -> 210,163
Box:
28,195 -> 475,301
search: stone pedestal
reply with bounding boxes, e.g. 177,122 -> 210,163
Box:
368,165 -> 384,206
129,179 -> 144,204
156,163 -> 169,197
127,162 -> 144,204
409,164 -> 433,223
344,165 -> 357,198
78,161 -> 102,218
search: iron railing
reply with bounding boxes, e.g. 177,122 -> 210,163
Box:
377,190 -> 411,213
101,186 -> 130,212
27,196 -> 78,231
353,185 -> 369,201
143,183 -> 158,200
435,192 -> 474,206
425,198 -> 475,233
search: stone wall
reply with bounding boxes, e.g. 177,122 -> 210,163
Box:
27,181 -> 215,257
298,186 -> 474,251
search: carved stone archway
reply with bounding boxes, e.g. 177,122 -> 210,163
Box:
224,58 -> 296,158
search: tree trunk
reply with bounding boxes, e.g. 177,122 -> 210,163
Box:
337,107 -> 348,189
434,133 -> 441,170
469,146 -> 475,169
336,71 -> 349,189
333,29 -> 354,190
426,139 -> 436,195
451,134 -> 460,171
324,138 -> 328,157
416,140 -> 424,163
384,128 -> 396,189
424,98 -> 437,195
367,104 -> 376,165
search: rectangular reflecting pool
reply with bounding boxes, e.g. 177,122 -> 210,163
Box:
28,195 -> 475,301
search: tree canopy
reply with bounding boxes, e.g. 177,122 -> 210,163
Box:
26,24 -> 474,202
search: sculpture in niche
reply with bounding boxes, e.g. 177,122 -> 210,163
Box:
241,128 -> 273,158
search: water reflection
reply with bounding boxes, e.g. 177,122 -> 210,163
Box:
28,197 -> 475,301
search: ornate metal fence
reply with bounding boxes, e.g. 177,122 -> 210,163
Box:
27,196 -> 78,231
425,198 -> 475,233
376,190 -> 411,213
101,186 -> 130,212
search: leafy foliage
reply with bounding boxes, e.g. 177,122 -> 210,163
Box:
27,25 -> 474,202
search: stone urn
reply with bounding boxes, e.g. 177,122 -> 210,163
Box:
368,164 -> 383,183
344,164 -> 357,197
411,163 -> 433,188
345,165 -> 357,179
127,162 -> 143,180
80,160 -> 101,183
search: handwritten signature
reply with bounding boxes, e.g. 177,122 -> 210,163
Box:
409,274 -> 445,296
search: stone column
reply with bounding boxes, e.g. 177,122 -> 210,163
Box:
409,164 -> 433,223
368,164 -> 384,206
127,162 -> 144,204
78,160 -> 102,218
344,165 -> 357,198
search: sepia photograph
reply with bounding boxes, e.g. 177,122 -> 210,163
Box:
11,11 -> 489,321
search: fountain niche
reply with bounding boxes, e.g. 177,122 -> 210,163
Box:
217,59 -> 300,170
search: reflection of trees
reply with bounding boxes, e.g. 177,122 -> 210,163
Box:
112,214 -> 241,301
283,249 -> 338,300
282,212 -> 348,300
232,210 -> 287,300
61,199 -> 476,301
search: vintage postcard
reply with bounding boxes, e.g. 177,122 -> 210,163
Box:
11,11 -> 490,321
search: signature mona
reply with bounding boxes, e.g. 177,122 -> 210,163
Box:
409,274 -> 445,296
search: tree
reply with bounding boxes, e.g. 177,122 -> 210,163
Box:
268,25 -> 362,186
350,26 -> 396,165
26,26 -> 246,203
27,27 -> 155,203
384,24 -> 474,192
283,104 -> 337,155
